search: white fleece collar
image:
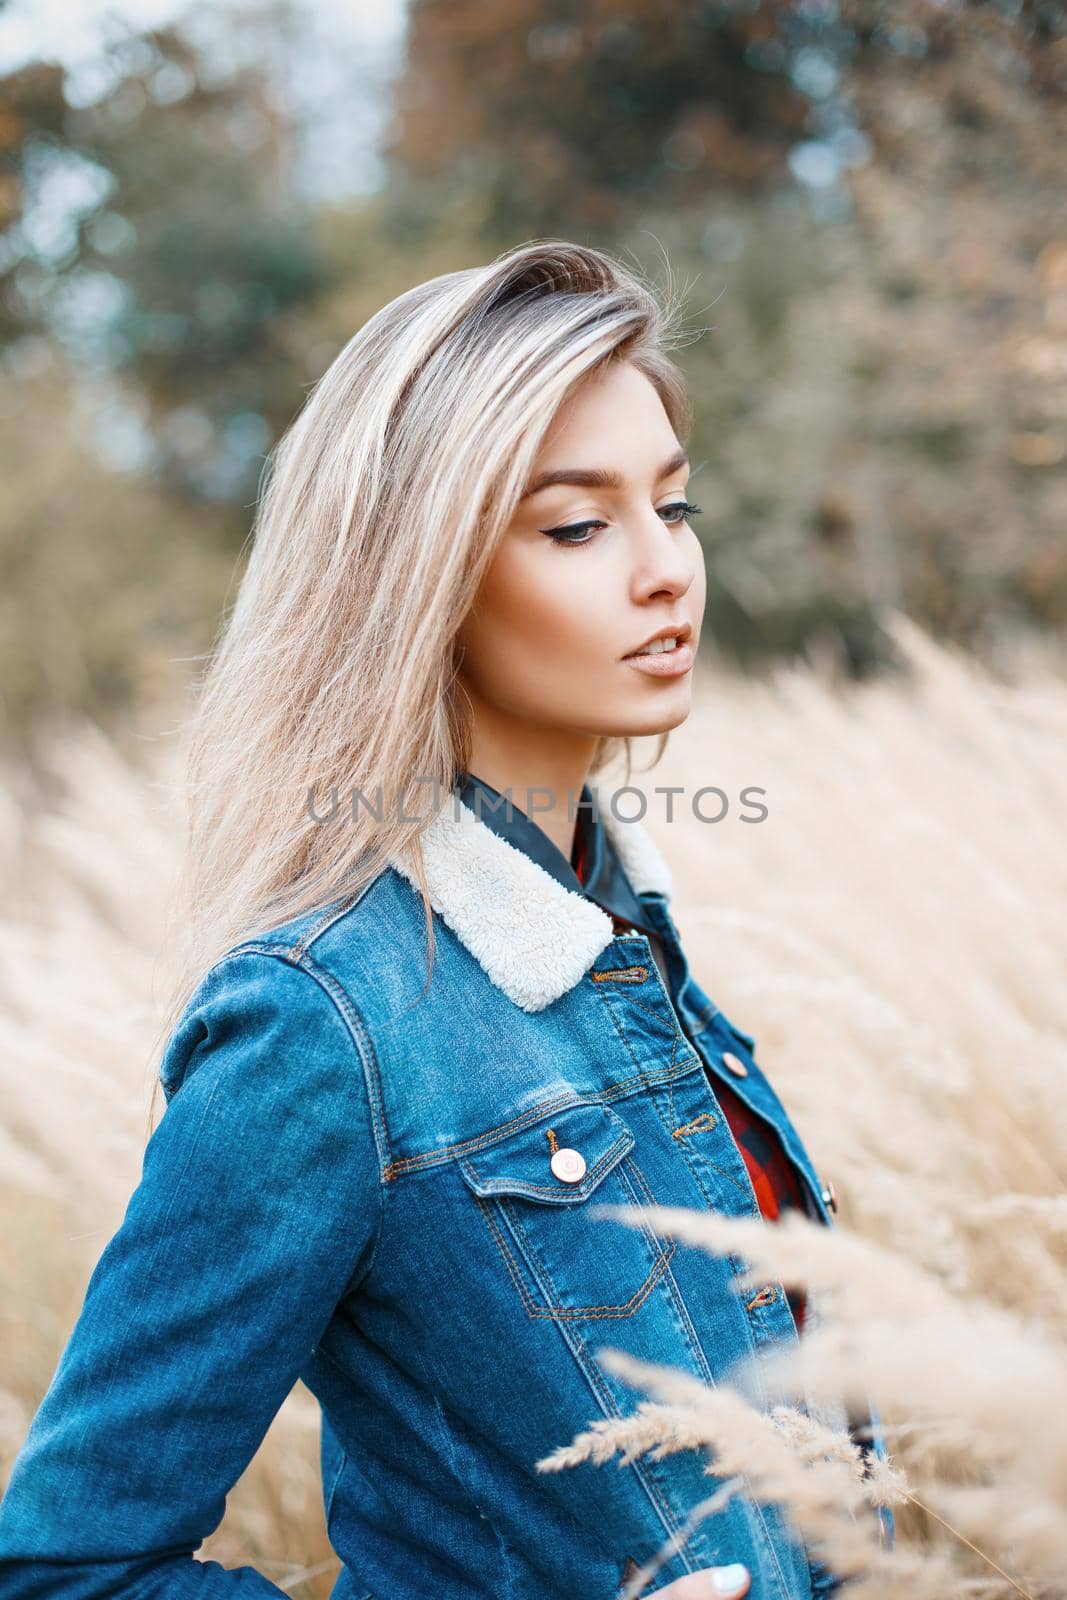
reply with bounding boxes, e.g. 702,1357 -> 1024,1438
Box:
387,795 -> 673,1013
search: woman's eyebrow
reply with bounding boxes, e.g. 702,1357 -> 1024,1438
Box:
519,446 -> 689,501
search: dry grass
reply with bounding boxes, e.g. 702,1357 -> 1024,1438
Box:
2,609 -> 1065,1595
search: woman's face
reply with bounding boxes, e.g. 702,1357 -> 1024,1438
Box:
455,360 -> 706,749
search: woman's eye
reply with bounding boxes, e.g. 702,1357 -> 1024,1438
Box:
539,519 -> 606,547
539,501 -> 701,547
659,500 -> 702,525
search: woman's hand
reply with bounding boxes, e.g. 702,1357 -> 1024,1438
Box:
652,1563 -> 752,1598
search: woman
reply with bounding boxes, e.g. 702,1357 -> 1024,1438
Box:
0,240 -> 892,1598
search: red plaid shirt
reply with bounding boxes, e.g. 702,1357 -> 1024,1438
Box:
573,828 -> 808,1334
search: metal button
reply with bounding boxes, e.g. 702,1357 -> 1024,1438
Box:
821,1180 -> 838,1213
550,1147 -> 587,1183
721,1050 -> 749,1078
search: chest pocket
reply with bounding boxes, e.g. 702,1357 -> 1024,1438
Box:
456,1100 -> 675,1322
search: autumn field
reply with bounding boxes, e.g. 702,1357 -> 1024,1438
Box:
2,611 -> 1065,1596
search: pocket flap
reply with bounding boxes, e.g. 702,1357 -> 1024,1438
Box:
457,1102 -> 634,1205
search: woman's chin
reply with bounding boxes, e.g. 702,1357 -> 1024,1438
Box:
603,696 -> 694,739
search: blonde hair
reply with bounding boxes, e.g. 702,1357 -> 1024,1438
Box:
150,238 -> 693,1133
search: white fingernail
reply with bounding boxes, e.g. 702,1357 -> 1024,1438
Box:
710,1564 -> 749,1594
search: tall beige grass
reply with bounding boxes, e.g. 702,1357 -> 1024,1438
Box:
2,609 -> 1065,1596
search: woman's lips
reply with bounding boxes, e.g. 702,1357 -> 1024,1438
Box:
622,641 -> 694,677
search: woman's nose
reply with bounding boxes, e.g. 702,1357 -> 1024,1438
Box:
631,520 -> 697,602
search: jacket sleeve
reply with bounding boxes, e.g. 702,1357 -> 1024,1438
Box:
807,1553 -> 845,1597
0,948 -> 382,1599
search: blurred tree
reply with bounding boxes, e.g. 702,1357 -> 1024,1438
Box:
0,3 -> 331,502
2,0 -> 1066,744
0,368 -> 236,752
833,0 -> 1067,643
385,0 -> 1067,676
389,0 -> 819,235
0,1 -> 372,745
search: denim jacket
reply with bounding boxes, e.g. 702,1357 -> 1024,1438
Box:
0,790 -> 893,1599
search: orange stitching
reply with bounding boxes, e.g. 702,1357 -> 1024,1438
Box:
568,1328 -> 689,1548
474,1190 -> 677,1321
619,1157 -> 686,1264
594,977 -> 692,1072
672,1111 -> 718,1139
462,1136 -> 630,1196
477,1197 -> 539,1314
591,965 -> 649,984
380,1057 -> 704,1180
746,1284 -> 778,1311
545,1127 -> 559,1154
515,1234 -> 676,1320
287,895 -> 359,961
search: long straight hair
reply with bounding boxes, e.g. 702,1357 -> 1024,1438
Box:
150,239 -> 693,1132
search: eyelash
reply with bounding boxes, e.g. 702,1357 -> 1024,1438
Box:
540,500 -> 703,546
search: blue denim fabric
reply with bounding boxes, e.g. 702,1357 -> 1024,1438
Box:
454,772 -> 895,1597
0,853 -> 893,1598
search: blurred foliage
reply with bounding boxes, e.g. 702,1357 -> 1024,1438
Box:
0,370 -> 236,746
0,11 -> 332,498
390,0 -> 815,227
1,0 -> 1066,748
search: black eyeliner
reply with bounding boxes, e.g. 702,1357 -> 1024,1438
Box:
539,500 -> 702,543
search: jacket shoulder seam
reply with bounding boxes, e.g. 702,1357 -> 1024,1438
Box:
224,941 -> 392,1161
286,876 -> 382,961
196,946 -> 390,1282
